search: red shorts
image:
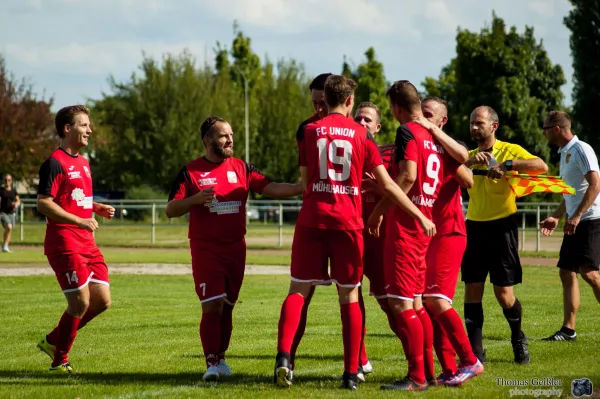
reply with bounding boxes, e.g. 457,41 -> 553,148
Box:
424,233 -> 466,303
384,232 -> 431,301
363,228 -> 386,298
190,239 -> 246,304
47,247 -> 109,293
291,226 -> 363,287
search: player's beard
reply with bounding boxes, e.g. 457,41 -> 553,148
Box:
471,130 -> 488,143
211,141 -> 233,158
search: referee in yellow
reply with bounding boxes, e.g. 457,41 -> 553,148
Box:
462,106 -> 548,365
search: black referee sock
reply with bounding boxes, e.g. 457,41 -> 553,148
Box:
560,326 -> 576,337
502,298 -> 523,342
464,303 -> 484,358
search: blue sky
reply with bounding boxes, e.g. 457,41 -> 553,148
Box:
1,0 -> 573,112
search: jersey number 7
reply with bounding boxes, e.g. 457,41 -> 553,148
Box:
317,139 -> 353,181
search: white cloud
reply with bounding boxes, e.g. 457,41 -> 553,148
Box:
4,40 -> 206,76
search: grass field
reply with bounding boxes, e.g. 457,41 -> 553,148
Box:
0,247 -> 292,266
1,266 -> 599,398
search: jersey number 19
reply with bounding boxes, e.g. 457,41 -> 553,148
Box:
317,139 -> 353,182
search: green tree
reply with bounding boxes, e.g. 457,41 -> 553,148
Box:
90,50 -> 216,192
343,48 -> 396,144
423,13 -> 566,161
0,55 -> 56,185
564,0 -> 600,151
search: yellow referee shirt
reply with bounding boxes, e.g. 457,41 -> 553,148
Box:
467,139 -> 537,221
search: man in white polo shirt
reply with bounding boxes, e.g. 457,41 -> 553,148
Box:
539,110 -> 600,341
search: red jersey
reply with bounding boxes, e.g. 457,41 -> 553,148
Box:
168,157 -> 271,243
38,147 -> 96,256
388,122 -> 458,235
361,148 -> 393,221
296,113 -> 383,230
433,163 -> 466,236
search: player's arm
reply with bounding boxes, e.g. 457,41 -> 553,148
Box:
415,117 -> 468,164
165,167 -> 214,218
505,158 -> 548,174
14,194 -> 21,210
300,166 -> 308,192
262,182 -> 303,198
371,165 -> 435,236
368,159 -> 417,217
36,158 -> 98,231
93,202 -> 115,219
574,171 -> 600,219
454,165 -> 474,189
540,199 -> 566,236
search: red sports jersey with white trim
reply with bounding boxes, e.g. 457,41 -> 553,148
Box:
296,113 -> 383,230
38,148 -> 96,255
168,157 -> 271,243
388,122 -> 458,235
432,167 -> 466,236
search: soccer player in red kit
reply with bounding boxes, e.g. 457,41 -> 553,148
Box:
353,102 -> 397,377
274,75 -> 435,390
368,81 -> 469,391
36,105 -> 115,373
166,116 -> 303,381
288,73 -> 332,377
419,97 -> 484,386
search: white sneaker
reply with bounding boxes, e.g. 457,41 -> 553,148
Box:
203,365 -> 220,381
2,246 -> 11,253
361,361 -> 373,374
218,359 -> 232,376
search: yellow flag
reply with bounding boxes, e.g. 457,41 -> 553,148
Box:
505,172 -> 576,198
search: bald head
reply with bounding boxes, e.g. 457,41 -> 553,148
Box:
470,106 -> 499,144
422,96 -> 448,129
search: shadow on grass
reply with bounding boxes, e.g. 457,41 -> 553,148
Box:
0,370 -> 340,387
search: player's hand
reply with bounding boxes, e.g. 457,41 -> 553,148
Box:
367,213 -> 383,237
419,217 -> 436,237
564,214 -> 580,236
77,217 -> 99,232
466,152 -> 492,168
414,116 -> 437,132
487,162 -> 507,179
95,203 -> 115,219
539,217 -> 559,236
361,178 -> 380,194
193,187 -> 216,205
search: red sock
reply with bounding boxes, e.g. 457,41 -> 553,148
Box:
218,303 -> 234,360
358,289 -> 368,367
438,308 -> 478,366
277,293 -> 305,354
341,302 -> 362,374
47,309 -> 100,345
395,309 -> 425,384
52,312 -> 81,367
377,298 -> 398,335
432,314 -> 458,374
416,307 -> 435,381
200,312 -> 222,367
290,288 -> 313,367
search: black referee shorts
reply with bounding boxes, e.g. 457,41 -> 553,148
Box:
557,218 -> 600,272
461,214 -> 522,287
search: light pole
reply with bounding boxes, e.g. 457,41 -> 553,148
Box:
234,66 -> 249,164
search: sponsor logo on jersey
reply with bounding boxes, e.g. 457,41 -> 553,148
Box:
199,177 -> 217,186
227,171 -> 238,183
71,188 -> 93,209
204,196 -> 241,215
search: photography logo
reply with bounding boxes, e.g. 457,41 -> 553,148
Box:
571,378 -> 593,397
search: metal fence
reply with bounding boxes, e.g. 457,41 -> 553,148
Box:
16,199 -> 562,250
